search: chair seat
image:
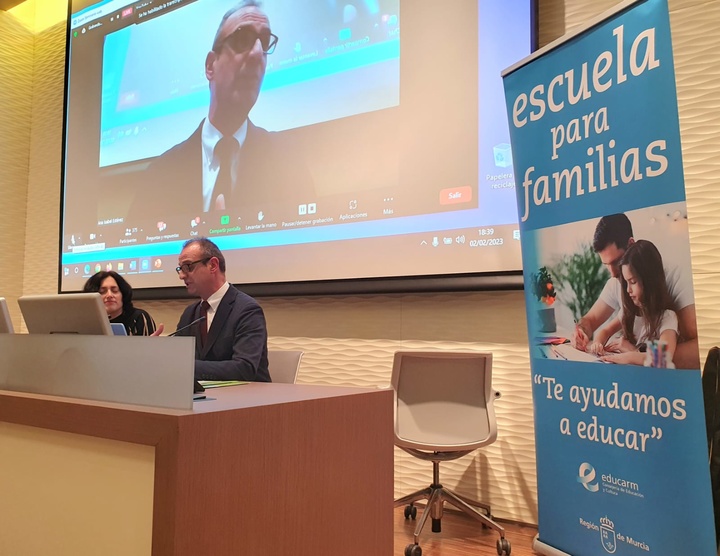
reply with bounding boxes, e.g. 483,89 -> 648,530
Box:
400,447 -> 474,462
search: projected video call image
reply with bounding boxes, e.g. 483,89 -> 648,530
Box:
100,0 -> 400,168
61,0 -> 533,291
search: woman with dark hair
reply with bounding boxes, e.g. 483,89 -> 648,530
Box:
83,271 -> 157,336
588,240 -> 678,366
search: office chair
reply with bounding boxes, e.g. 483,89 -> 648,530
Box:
267,350 -> 304,384
392,351 -> 510,556
0,298 -> 14,334
703,347 -> 720,551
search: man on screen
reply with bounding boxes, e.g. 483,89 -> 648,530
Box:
174,237 -> 271,382
132,0 -> 314,220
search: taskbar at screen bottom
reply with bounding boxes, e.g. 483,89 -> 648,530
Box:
60,223 -> 523,294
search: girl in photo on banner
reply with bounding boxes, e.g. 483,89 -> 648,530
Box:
588,239 -> 678,366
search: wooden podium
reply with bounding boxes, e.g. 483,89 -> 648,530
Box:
0,383 -> 394,556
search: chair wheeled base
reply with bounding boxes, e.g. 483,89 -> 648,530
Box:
395,455 -> 511,556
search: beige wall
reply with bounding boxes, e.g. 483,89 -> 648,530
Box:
0,13 -> 32,331
2,0 -> 719,525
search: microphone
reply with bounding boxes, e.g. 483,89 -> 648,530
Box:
168,315 -> 207,337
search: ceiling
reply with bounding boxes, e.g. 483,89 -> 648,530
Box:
0,0 -> 26,10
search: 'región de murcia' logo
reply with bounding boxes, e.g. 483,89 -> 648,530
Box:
600,516 -> 616,554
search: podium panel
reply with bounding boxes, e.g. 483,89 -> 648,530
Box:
0,383 -> 394,556
0,422 -> 155,556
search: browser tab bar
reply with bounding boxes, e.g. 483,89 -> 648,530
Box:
71,0 -> 133,29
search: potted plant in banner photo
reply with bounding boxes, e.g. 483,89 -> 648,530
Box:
532,266 -> 557,333
549,243 -> 610,324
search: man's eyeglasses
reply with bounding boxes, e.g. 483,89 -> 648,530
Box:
176,257 -> 211,275
215,26 -> 278,55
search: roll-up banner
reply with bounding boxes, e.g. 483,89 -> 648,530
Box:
502,1 -> 715,554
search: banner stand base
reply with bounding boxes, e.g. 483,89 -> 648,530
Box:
533,535 -> 572,556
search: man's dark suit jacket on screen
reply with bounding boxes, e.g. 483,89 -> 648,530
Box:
176,285 -> 270,382
131,119 -> 315,221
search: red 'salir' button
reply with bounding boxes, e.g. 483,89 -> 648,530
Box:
439,186 -> 472,205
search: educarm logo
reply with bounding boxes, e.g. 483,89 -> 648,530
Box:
578,462 -> 599,492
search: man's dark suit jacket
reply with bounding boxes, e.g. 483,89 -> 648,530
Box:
130,120 -> 314,221
176,285 -> 270,382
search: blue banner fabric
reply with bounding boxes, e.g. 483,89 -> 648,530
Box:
502,1 -> 715,554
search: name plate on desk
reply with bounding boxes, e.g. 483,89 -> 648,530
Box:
0,335 -> 195,410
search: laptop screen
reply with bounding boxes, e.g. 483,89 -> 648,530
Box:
110,323 -> 128,336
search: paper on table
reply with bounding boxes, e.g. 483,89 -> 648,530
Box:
552,343 -> 601,363
198,380 -> 249,389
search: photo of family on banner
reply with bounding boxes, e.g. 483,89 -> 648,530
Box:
502,0 -> 715,555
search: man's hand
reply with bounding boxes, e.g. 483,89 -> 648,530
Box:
570,300 -> 614,353
571,322 -> 589,351
151,323 -> 165,336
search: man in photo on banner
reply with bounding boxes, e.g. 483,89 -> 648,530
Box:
571,213 -> 699,369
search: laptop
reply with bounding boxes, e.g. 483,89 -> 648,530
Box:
18,293 -> 112,335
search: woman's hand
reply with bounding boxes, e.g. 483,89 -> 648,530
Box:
151,323 -> 165,337
587,341 -> 606,355
603,337 -> 635,353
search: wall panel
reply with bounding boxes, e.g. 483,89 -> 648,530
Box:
23,21 -> 65,298
0,12 -> 33,329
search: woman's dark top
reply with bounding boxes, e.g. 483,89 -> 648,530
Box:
110,307 -> 157,336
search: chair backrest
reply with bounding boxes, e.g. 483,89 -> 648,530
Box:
391,351 -> 498,452
0,298 -> 14,334
267,350 -> 304,384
